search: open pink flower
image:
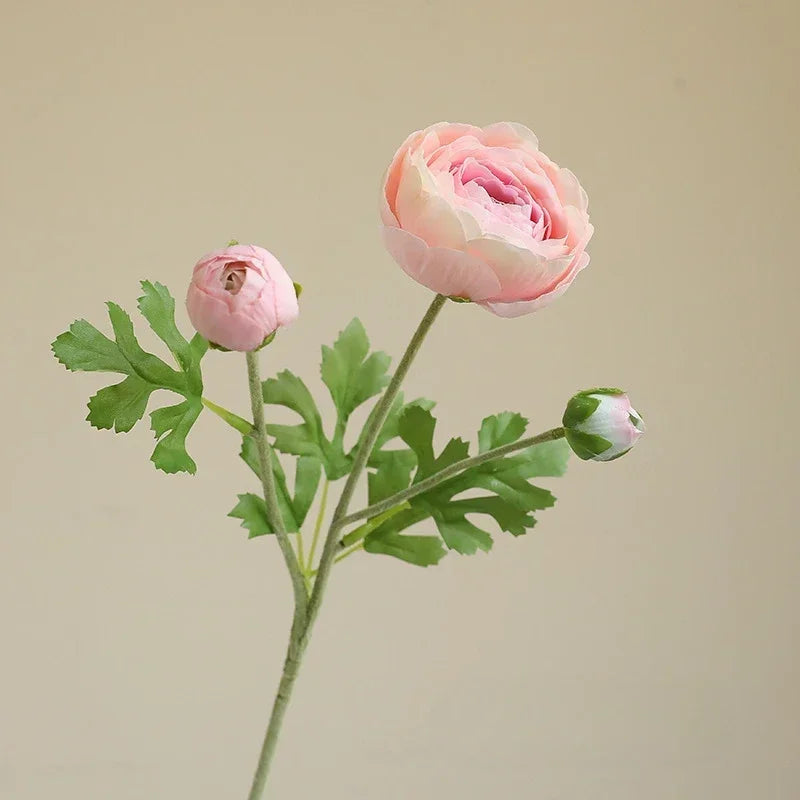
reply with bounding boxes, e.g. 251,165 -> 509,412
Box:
186,245 -> 298,351
380,122 -> 593,317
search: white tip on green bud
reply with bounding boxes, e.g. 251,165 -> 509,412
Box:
562,388 -> 644,462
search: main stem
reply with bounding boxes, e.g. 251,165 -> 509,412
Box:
243,294 -> 446,798
304,293 -> 447,634
244,351 -> 309,800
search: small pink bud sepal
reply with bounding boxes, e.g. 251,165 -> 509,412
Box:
563,388 -> 645,462
186,244 -> 299,352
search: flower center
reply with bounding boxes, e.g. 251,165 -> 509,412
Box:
221,263 -> 247,295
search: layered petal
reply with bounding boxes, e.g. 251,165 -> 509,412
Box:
380,121 -> 592,313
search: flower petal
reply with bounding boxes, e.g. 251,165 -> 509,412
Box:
478,252 -> 590,317
381,225 -> 500,300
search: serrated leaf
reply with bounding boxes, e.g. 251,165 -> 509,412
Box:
464,473 -> 555,512
398,405 -> 469,481
432,437 -> 469,475
53,282 -> 208,474
370,408 -> 567,558
321,318 -> 390,422
106,302 -> 186,392
150,397 -> 202,474
138,281 -> 200,392
363,530 -> 447,566
368,394 -> 436,459
446,497 -> 535,536
228,493 -> 272,538
478,412 -> 528,453
368,451 -> 416,504
434,513 -> 493,555
262,370 -> 328,461
490,438 -> 571,479
397,405 -> 437,478
87,376 -> 154,433
52,319 -> 130,373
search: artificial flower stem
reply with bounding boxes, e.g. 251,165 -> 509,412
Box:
295,532 -> 307,577
244,350 -> 310,800
310,541 -> 364,576
306,479 -> 330,573
244,351 -> 308,611
304,294 -> 447,630
338,502 -> 412,549
340,427 -> 567,530
244,295 -> 446,798
201,397 -> 253,435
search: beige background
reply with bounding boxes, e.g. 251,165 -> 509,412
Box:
2,0 -> 798,798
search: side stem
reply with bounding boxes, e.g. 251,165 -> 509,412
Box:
339,427 -> 566,534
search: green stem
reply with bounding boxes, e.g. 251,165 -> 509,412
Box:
304,294 -> 447,635
339,427 -> 567,532
339,502 -> 411,549
306,479 -> 329,573
244,351 -> 309,800
244,294 -> 446,798
201,397 -> 253,435
335,540 -> 364,562
295,532 -> 307,576
308,541 -> 365,576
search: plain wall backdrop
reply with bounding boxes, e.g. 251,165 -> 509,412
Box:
2,1 -> 798,798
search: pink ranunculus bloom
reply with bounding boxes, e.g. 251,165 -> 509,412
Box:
380,122 -> 593,317
186,245 -> 298,351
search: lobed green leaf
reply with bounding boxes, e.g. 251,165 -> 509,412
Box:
363,530 -> 447,566
52,282 -> 208,475
150,397 -> 203,474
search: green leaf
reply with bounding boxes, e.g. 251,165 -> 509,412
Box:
465,473 -> 555,512
293,456 -> 322,527
106,302 -> 186,392
488,438 -> 571,479
87,376 -> 154,433
239,436 -> 300,532
434,513 -> 493,555
397,405 -> 469,481
137,281 -> 203,394
262,370 -> 328,461
189,332 -> 210,363
370,408 -> 567,558
446,496 -> 535,536
320,319 -> 390,422
228,493 -> 271,538
52,319 -> 130,373
397,405 -> 437,478
53,282 -> 209,475
363,530 -> 448,566
368,451 -> 416,504
150,397 -> 203,474
366,393 -> 436,463
478,412 -> 528,452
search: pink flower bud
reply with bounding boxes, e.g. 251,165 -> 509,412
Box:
186,245 -> 299,351
563,388 -> 645,462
